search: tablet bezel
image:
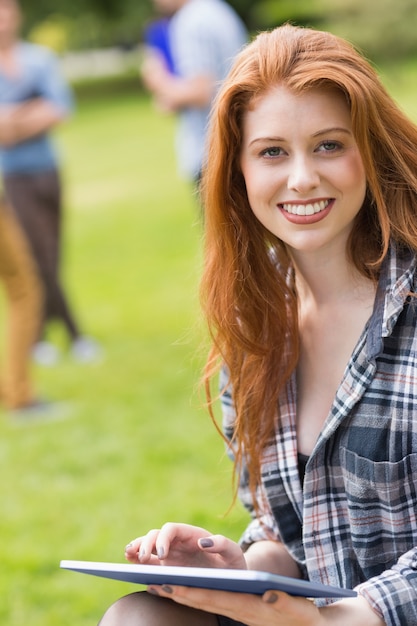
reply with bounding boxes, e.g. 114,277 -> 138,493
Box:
60,560 -> 356,598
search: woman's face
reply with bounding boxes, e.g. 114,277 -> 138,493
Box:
0,1 -> 20,41
152,0 -> 183,17
240,85 -> 367,258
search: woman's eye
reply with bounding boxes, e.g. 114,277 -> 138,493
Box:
317,141 -> 342,152
260,146 -> 284,157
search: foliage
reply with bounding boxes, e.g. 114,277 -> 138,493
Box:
317,0 -> 417,62
20,0 -> 153,50
17,0 -> 417,61
28,14 -> 72,53
247,0 -> 325,31
20,0 -> 152,23
248,0 -> 417,63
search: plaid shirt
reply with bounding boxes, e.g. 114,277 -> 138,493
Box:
221,242 -> 417,626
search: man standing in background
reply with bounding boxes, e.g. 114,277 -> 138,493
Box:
142,0 -> 248,185
0,0 -> 101,366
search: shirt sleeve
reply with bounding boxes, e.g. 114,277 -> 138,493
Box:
355,548 -> 417,626
35,48 -> 74,115
220,367 -> 281,550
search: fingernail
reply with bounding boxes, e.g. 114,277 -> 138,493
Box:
264,592 -> 278,604
200,538 -> 214,548
157,546 -> 165,559
147,586 -> 159,596
161,585 -> 173,594
139,547 -> 146,559
125,542 -> 133,549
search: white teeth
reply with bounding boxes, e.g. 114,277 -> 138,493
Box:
282,199 -> 330,215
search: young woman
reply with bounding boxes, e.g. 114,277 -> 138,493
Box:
98,24 -> 417,626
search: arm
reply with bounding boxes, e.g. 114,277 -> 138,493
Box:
141,51 -> 214,112
0,45 -> 73,147
244,540 -> 303,579
243,540 -> 385,624
152,576 -> 386,626
0,99 -> 68,146
124,521 -> 386,625
319,597 -> 386,625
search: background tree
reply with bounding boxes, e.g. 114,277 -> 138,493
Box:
245,0 -> 417,62
17,0 -> 417,62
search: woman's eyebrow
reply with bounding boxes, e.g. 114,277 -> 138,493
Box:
247,135 -> 286,147
247,127 -> 352,147
312,127 -> 352,137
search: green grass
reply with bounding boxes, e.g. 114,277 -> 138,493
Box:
0,93 -> 249,625
0,59 -> 416,624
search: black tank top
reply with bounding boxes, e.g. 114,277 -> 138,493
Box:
298,452 -> 309,487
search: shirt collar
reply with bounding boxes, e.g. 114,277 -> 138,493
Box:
367,241 -> 417,360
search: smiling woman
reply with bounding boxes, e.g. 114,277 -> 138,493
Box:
98,23 -> 417,626
240,85 -> 367,246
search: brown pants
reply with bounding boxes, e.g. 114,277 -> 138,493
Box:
3,169 -> 80,341
0,201 -> 42,409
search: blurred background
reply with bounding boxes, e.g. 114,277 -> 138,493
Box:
14,0 -> 417,151
0,1 -> 416,624
18,0 -> 417,64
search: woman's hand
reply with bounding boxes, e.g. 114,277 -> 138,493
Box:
147,585 -> 386,626
125,522 -> 247,570
148,585 -> 323,626
124,525 -> 386,625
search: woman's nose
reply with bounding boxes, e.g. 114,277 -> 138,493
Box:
287,156 -> 320,193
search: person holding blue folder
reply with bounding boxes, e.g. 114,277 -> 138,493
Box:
98,24 -> 417,626
141,0 -> 248,185
143,17 -> 176,75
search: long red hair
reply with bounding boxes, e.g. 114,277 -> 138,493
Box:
200,24 -> 417,503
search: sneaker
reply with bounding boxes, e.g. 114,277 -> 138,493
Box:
71,336 -> 103,363
10,399 -> 71,424
32,341 -> 60,366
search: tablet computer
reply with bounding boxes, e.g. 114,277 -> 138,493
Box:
60,560 -> 356,598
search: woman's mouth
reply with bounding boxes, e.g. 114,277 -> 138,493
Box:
280,199 -> 331,216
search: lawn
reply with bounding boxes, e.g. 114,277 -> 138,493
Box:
0,57 -> 416,625
0,91 -> 249,625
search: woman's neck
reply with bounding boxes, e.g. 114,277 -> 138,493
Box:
290,245 -> 374,309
